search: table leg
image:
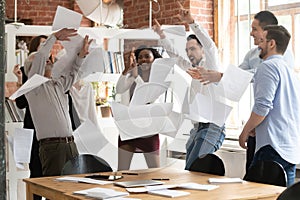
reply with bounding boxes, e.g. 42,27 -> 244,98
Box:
26,184 -> 34,200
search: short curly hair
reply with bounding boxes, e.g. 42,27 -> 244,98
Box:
134,46 -> 162,60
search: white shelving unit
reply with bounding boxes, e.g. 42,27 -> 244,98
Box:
5,122 -> 29,200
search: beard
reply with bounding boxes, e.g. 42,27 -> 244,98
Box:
259,50 -> 266,59
258,47 -> 266,59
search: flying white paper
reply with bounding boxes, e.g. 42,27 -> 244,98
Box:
161,25 -> 186,37
130,82 -> 170,106
52,35 -> 104,79
188,93 -> 232,127
111,102 -> 178,140
212,65 -> 253,102
9,74 -> 50,100
8,128 -> 34,169
52,6 -> 82,31
149,58 -> 175,83
73,119 -> 108,155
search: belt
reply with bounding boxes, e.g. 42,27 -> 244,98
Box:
194,122 -> 211,129
39,136 -> 74,144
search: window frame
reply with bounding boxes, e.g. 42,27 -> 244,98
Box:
214,0 -> 300,138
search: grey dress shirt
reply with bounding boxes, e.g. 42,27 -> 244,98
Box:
25,34 -> 84,140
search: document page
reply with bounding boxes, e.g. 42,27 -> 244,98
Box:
13,128 -> 34,164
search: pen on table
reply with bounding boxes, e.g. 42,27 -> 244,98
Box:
122,172 -> 139,175
152,178 -> 170,180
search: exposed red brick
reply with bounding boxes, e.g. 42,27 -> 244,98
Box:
6,0 -> 214,37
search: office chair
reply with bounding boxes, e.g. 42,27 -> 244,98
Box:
243,160 -> 287,187
61,154 -> 112,175
277,181 -> 300,200
189,153 -> 225,176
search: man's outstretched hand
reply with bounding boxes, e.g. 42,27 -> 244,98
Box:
54,28 -> 78,41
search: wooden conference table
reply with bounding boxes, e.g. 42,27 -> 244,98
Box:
24,164 -> 285,200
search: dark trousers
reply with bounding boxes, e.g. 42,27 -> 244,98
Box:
39,140 -> 78,176
246,136 -> 256,172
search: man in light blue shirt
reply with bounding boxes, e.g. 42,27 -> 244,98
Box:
239,25 -> 300,186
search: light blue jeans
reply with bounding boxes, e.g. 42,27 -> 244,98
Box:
185,122 -> 225,170
251,145 -> 295,187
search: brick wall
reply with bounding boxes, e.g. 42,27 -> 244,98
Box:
5,0 -> 92,26
123,0 -> 214,36
6,0 -> 214,36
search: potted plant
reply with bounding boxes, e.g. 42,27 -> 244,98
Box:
92,82 -> 111,118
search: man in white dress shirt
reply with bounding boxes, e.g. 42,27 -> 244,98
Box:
154,1 -> 225,170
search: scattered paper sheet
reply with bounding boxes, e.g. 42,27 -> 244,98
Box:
52,35 -> 104,80
208,178 -> 244,184
114,179 -> 164,188
188,93 -> 232,127
83,72 -> 104,82
7,128 -> 34,169
178,182 -> 219,191
148,189 -> 190,198
79,46 -> 106,79
129,82 -> 170,106
74,187 -> 129,199
126,187 -> 148,193
111,102 -> 180,140
9,74 -> 50,100
212,65 -> 253,102
56,176 -> 112,185
52,6 -> 82,31
161,25 -> 186,36
149,58 -> 175,83
126,182 -> 219,193
51,34 -> 83,78
159,111 -> 183,138
73,119 -> 108,155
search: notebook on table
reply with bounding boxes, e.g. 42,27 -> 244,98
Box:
114,179 -> 164,188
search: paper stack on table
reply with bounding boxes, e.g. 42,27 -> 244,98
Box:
148,189 -> 190,198
178,182 -> 219,191
208,178 -> 244,184
56,176 -> 111,185
74,187 -> 129,199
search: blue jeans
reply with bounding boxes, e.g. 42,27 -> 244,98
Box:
251,145 -> 296,187
185,122 -> 225,170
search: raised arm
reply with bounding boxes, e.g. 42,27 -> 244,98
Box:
13,64 -> 22,87
153,19 -> 191,71
57,34 -> 93,93
28,28 -> 78,78
176,1 -> 219,71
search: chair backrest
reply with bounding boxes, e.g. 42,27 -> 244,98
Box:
189,153 -> 225,176
243,160 -> 287,187
61,154 -> 112,175
277,181 -> 300,200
